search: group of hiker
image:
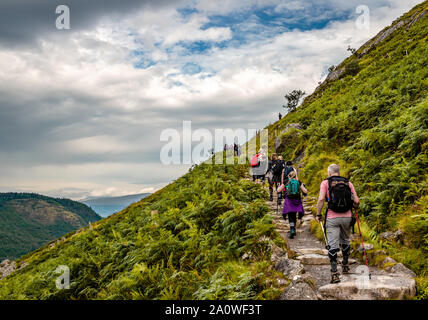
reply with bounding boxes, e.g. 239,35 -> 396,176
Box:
250,151 -> 360,284
224,143 -> 241,156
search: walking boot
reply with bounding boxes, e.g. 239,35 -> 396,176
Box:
330,272 -> 340,284
342,264 -> 350,274
328,248 -> 340,283
289,227 -> 296,239
341,244 -> 351,274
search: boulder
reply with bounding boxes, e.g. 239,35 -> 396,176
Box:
358,243 -> 374,252
379,230 -> 404,243
325,67 -> 345,81
281,279 -> 318,300
318,274 -> 416,300
388,263 -> 416,279
275,258 -> 305,279
274,123 -> 302,153
270,243 -> 288,264
379,256 -> 397,268
0,260 -> 17,280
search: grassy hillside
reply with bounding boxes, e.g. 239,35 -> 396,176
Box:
0,193 -> 102,260
264,1 -> 428,298
0,164 -> 286,299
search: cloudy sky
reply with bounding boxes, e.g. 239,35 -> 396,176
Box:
0,0 -> 422,200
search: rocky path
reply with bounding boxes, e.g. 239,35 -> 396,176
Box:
267,192 -> 417,300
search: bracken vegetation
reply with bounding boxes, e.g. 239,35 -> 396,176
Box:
0,164 -> 286,299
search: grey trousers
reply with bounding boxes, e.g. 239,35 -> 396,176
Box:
326,217 -> 352,250
326,217 -> 352,272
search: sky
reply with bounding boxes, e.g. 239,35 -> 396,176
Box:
0,0 -> 423,200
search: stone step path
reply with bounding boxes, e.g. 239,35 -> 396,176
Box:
266,190 -> 417,300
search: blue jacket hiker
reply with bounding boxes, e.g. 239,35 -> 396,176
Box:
277,170 -> 308,239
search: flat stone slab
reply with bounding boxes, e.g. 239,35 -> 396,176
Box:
297,254 -> 330,265
296,248 -> 326,256
318,274 -> 416,300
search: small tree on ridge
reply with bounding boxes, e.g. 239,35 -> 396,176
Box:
283,90 -> 306,113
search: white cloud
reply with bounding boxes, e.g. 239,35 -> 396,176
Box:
0,0 -> 423,199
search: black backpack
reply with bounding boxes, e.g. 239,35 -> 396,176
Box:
272,160 -> 283,176
326,176 -> 353,213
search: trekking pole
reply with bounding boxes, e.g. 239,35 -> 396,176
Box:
319,220 -> 331,251
354,209 -> 372,280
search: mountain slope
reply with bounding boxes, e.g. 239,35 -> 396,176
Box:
0,193 -> 102,260
0,2 -> 427,299
0,165 -> 285,299
262,1 -> 428,297
81,193 -> 151,217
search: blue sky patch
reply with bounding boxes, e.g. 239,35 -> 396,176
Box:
182,62 -> 202,75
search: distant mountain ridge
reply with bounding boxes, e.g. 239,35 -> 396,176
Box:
81,193 -> 151,217
0,193 -> 102,260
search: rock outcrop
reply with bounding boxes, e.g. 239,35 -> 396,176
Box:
0,260 -> 17,280
274,123 -> 303,153
281,278 -> 318,300
318,274 -> 416,300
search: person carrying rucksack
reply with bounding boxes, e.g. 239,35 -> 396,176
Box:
250,149 -> 268,184
277,170 -> 308,239
267,153 -> 284,203
250,152 -> 261,182
316,164 -> 360,284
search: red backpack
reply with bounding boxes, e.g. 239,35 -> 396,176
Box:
251,154 -> 260,167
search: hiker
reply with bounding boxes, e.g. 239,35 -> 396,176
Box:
279,113 -> 282,120
251,149 -> 268,184
316,164 -> 360,284
280,161 -> 298,204
267,153 -> 284,203
278,155 -> 285,168
277,170 -> 307,239
258,148 -> 268,185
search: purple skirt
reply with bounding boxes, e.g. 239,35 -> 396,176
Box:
282,196 -> 304,215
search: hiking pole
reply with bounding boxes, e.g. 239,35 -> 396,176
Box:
354,209 -> 372,280
319,220 -> 331,251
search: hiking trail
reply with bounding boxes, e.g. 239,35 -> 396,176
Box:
266,190 -> 417,300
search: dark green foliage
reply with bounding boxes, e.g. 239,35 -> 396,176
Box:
343,60 -> 360,77
0,164 -> 284,300
0,193 -> 101,260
